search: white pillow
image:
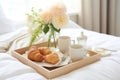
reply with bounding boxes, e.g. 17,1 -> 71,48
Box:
0,5 -> 14,34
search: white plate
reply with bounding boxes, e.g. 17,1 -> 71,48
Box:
23,47 -> 71,67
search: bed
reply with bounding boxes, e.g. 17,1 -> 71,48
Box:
0,21 -> 120,80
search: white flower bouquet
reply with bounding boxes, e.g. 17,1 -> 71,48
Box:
27,3 -> 69,48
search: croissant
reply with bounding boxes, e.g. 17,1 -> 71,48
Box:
38,47 -> 51,56
28,46 -> 44,62
27,46 -> 38,54
28,52 -> 44,62
27,46 -> 60,64
44,53 -> 59,64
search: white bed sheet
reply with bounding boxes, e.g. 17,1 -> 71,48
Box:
0,21 -> 120,80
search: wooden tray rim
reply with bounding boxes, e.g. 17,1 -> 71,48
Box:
12,42 -> 101,79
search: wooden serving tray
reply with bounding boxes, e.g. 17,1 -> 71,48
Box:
12,42 -> 101,79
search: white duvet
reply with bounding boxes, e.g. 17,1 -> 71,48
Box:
0,21 -> 120,80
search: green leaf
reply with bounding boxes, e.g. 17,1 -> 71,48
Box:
50,24 -> 61,33
43,25 -> 49,34
29,25 -> 42,46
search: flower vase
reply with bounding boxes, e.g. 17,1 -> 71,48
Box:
47,30 -> 60,48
